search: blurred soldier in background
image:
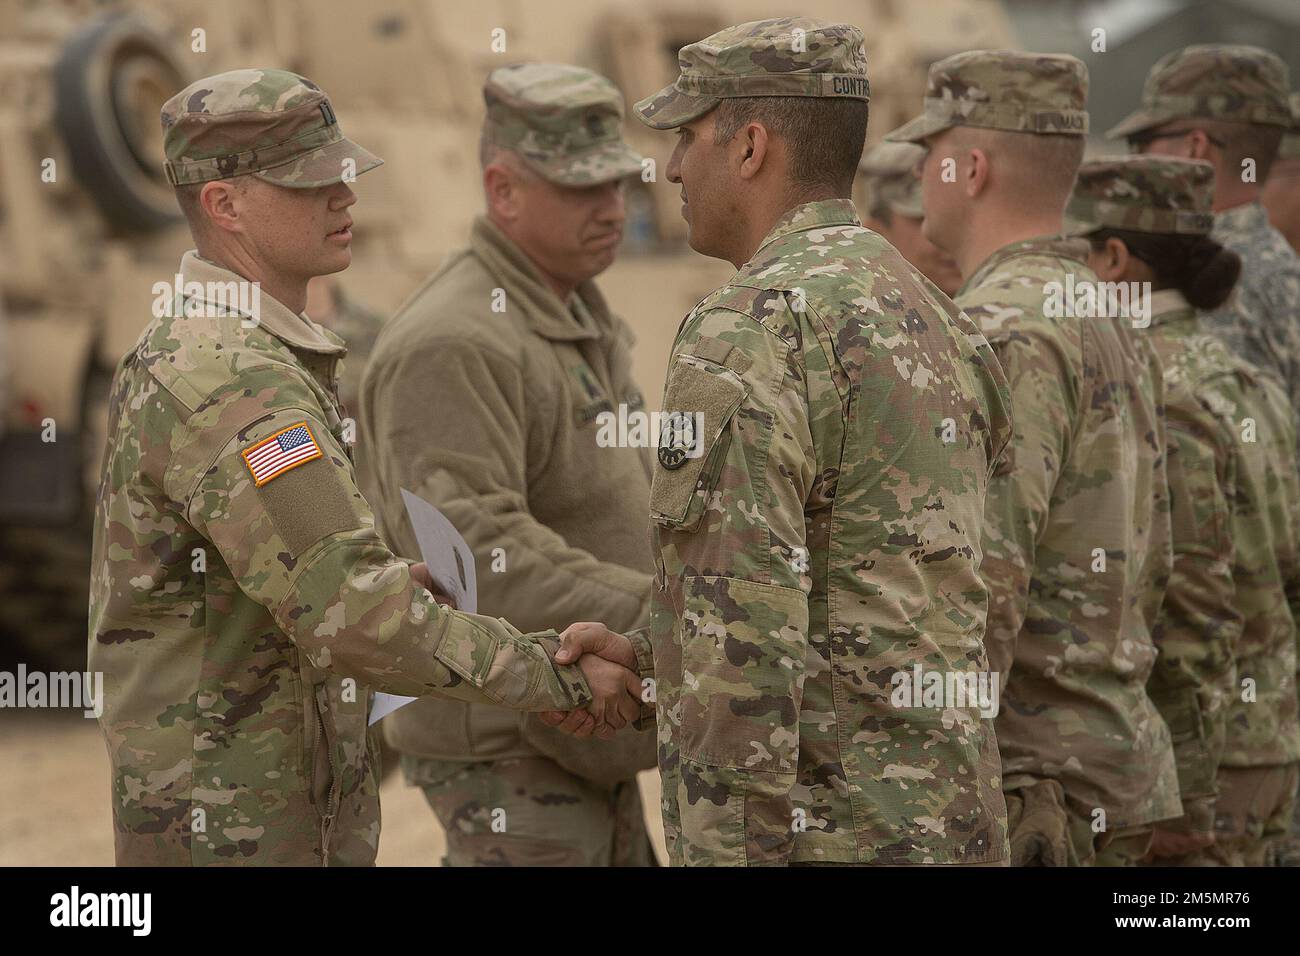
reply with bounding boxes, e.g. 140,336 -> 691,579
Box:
550,16 -> 1015,866
890,51 -> 1179,866
360,64 -> 658,867
1069,156 -> 1300,865
89,68 -> 641,866
858,140 -> 962,295
1111,46 -> 1300,448
1260,93 -> 1300,255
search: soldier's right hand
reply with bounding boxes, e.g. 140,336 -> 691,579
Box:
571,654 -> 642,739
409,561 -> 457,608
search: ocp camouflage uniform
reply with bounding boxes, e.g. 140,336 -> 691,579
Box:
857,140 -> 925,221
360,64 -> 657,867
891,52 -> 1181,866
1108,45 -> 1300,455
88,70 -> 595,866
1069,156 -> 1300,864
628,19 -> 1015,866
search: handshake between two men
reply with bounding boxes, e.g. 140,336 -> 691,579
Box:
411,562 -> 644,739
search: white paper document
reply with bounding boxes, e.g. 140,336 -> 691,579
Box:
368,489 -> 479,725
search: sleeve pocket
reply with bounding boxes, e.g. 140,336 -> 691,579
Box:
649,356 -> 748,533
678,575 -> 807,773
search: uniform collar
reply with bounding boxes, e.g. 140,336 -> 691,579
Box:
1148,287 -> 1196,329
1213,200 -> 1268,237
179,251 -> 345,355
958,234 -> 1091,298
470,216 -> 609,343
750,198 -> 861,259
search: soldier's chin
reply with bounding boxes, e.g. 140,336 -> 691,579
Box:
317,247 -> 353,275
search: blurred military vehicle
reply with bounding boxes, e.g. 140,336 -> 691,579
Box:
0,0 -> 1013,670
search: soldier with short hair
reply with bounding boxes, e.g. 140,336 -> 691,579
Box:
1261,93 -> 1300,255
359,63 -> 659,867
857,140 -> 961,295
1069,155 -> 1300,865
88,69 -> 642,866
547,17 -> 1015,866
888,50 -> 1180,865
1111,46 -> 1300,447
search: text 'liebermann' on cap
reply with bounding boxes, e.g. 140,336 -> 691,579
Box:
886,49 -> 1089,144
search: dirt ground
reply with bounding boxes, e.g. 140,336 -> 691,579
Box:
0,710 -> 665,866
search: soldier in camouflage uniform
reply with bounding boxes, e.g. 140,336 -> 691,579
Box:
550,17 -> 1016,866
88,69 -> 642,866
1261,93 -> 1300,255
360,64 -> 658,866
1110,46 -> 1300,451
1068,155 -> 1300,865
857,140 -> 961,296
889,51 -> 1180,865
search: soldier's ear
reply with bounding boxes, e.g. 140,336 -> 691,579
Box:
736,122 -> 769,181
199,179 -> 244,235
483,162 -> 519,221
966,147 -> 990,199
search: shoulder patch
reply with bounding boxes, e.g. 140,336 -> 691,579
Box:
242,422 -> 323,486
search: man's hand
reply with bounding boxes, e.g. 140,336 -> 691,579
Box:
540,622 -> 641,739
410,562 -> 456,608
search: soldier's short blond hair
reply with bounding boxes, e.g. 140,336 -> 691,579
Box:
947,126 -> 1085,210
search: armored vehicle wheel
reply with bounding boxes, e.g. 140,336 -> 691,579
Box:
54,14 -> 186,234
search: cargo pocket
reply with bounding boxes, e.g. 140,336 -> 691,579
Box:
649,355 -> 748,533
677,574 -> 807,773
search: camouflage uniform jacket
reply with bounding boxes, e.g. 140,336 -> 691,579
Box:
88,252 -> 593,866
629,199 -> 1015,865
957,236 -> 1182,829
1144,289 -> 1244,832
1207,201 -> 1300,448
1147,288 -> 1300,795
361,215 -> 655,780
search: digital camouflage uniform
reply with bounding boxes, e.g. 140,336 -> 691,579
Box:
89,70 -> 595,866
892,52 -> 1180,866
1108,45 -> 1300,453
1069,156 -> 1300,865
359,64 -> 657,867
630,19 -> 1015,866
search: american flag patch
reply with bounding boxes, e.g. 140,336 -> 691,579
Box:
242,422 -> 323,486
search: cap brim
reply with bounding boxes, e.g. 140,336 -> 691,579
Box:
255,136 -> 384,188
884,113 -> 953,145
633,83 -> 720,131
1104,110 -> 1166,141
532,141 -> 646,186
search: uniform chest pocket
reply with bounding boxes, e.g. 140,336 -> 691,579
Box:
649,356 -> 748,533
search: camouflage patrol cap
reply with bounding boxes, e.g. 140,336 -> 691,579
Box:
886,49 -> 1089,144
161,69 -> 382,188
859,141 -> 924,218
632,17 -> 870,131
484,63 -> 643,186
1106,44 -> 1293,140
1279,92 -> 1300,160
1065,155 -> 1216,237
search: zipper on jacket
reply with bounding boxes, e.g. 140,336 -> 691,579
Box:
314,685 -> 341,864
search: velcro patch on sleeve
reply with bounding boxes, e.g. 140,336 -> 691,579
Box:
242,421 -> 323,486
